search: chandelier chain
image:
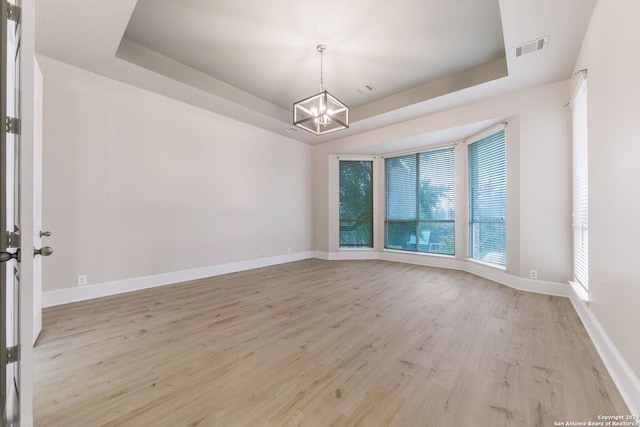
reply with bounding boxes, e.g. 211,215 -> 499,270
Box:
317,44 -> 326,92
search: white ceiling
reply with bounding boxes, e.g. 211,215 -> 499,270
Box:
35,0 -> 597,145
122,0 -> 505,111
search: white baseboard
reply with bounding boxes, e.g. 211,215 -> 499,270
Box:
377,251 -> 569,297
312,251 -> 329,260
569,289 -> 640,417
42,251 -> 314,307
569,280 -> 589,302
460,259 -> 570,296
44,250 -> 569,307
328,250 -> 379,260
33,310 -> 42,345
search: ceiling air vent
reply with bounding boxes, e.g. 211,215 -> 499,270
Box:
356,84 -> 375,94
515,36 -> 549,57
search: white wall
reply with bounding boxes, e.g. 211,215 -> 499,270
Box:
39,55 -> 313,293
313,80 -> 572,286
32,0 -> 640,413
573,0 -> 640,382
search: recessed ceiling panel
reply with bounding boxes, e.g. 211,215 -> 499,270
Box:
121,0 -> 506,112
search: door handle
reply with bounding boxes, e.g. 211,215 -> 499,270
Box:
40,231 -> 52,238
34,247 -> 53,257
0,246 -> 53,262
2,247 -> 53,260
0,250 -> 20,262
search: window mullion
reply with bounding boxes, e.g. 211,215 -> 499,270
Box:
415,153 -> 420,250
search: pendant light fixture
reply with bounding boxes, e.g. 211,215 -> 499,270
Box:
293,44 -> 349,135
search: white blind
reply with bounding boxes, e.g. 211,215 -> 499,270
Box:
385,155 -> 417,220
418,148 -> 456,221
468,128 -> 506,266
385,147 -> 455,255
572,79 -> 589,289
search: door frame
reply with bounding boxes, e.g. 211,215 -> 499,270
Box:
1,0 -> 23,423
1,0 -> 35,425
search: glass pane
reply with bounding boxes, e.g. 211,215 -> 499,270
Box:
419,222 -> 454,255
385,147 -> 455,255
468,129 -> 506,265
340,221 -> 373,247
339,160 -> 373,248
339,161 -> 372,220
385,222 -> 416,251
385,155 -> 416,220
469,222 -> 506,265
418,148 -> 455,221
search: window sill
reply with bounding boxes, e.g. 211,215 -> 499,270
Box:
383,248 -> 455,259
338,247 -> 375,251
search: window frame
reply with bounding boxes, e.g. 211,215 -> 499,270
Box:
572,76 -> 589,294
467,126 -> 507,267
337,157 -> 375,249
383,145 -> 456,256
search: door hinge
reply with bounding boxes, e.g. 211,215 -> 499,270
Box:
6,231 -> 20,248
5,345 -> 20,364
6,3 -> 21,23
5,116 -> 21,135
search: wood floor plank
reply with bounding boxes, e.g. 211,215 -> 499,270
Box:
34,259 -> 629,426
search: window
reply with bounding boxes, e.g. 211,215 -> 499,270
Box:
339,160 -> 373,247
468,128 -> 506,266
385,147 -> 455,255
572,79 -> 588,290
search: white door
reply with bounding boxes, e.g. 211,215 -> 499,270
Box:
1,0 -> 22,424
33,59 -> 44,343
3,1 -> 42,424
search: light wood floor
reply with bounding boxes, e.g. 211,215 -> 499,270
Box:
34,259 -> 628,426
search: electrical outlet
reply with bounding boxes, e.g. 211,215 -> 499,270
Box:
77,275 -> 87,286
529,269 -> 538,279
287,248 -> 292,254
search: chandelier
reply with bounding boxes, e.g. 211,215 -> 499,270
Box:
293,44 -> 349,135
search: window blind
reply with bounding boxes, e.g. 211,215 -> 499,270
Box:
385,155 -> 417,221
572,79 -> 589,289
468,128 -> 506,266
385,147 -> 455,255
339,160 -> 373,247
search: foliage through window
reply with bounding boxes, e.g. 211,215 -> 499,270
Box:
339,160 -> 373,248
385,147 -> 455,255
468,128 -> 506,266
